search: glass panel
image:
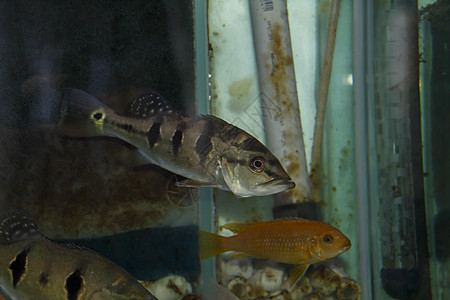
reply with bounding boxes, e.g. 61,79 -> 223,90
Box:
420,0 -> 450,299
0,0 -> 200,298
1,0 -> 446,299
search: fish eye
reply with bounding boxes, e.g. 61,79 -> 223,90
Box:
249,156 -> 265,173
323,235 -> 333,243
92,112 -> 103,121
91,112 -> 103,121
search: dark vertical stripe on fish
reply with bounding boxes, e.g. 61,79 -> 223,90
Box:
147,122 -> 161,148
195,134 -> 212,164
66,269 -> 83,300
9,247 -> 30,287
172,130 -> 183,155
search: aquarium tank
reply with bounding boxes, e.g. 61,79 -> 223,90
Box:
0,0 -> 447,299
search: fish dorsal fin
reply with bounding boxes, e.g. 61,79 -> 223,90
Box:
222,218 -> 311,234
221,222 -> 258,234
53,241 -> 103,257
200,114 -> 229,124
259,218 -> 309,224
276,217 -> 309,221
0,207 -> 46,244
53,241 -> 91,251
127,89 -> 176,118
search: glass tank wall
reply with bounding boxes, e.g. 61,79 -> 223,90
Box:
0,0 -> 447,299
0,0 -> 202,298
205,0 -> 446,299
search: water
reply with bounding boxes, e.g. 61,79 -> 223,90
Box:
0,0 -> 448,299
0,0 -> 201,293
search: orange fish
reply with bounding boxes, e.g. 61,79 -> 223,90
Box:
198,219 -> 351,285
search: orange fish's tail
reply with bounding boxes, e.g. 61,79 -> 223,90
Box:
198,230 -> 227,259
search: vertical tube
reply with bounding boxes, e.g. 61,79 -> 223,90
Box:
195,0 -> 214,284
310,0 -> 341,201
372,3 -> 432,298
249,0 -> 311,205
353,0 -> 373,298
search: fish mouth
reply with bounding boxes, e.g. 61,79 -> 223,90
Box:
258,178 -> 295,189
341,241 -> 352,252
247,178 -> 295,196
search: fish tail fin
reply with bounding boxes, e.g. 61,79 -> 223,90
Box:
58,89 -> 111,137
198,230 -> 227,259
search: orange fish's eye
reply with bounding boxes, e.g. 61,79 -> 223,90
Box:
323,235 -> 333,243
249,156 -> 265,173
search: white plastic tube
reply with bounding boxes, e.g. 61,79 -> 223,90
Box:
249,0 -> 311,204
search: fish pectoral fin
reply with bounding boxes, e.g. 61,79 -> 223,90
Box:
175,179 -> 219,188
230,253 -> 251,258
288,264 -> 310,287
221,222 -> 257,233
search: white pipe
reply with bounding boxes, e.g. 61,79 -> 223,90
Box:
249,0 -> 311,205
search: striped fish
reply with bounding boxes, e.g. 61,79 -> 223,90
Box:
59,89 -> 294,197
0,206 -> 157,300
